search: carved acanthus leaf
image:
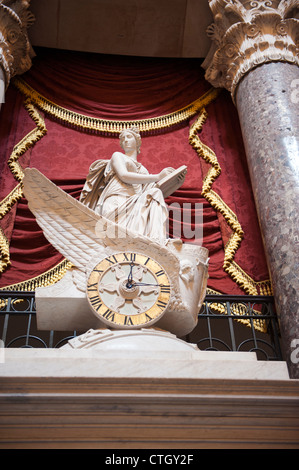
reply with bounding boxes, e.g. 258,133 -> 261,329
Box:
203,0 -> 299,100
0,0 -> 35,87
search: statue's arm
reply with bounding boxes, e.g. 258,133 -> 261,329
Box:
111,152 -> 163,185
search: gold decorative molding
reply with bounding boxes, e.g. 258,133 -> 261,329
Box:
0,258 -> 73,291
202,0 -> 299,99
13,77 -> 220,134
0,0 -> 35,87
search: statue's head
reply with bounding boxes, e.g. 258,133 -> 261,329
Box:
119,126 -> 141,154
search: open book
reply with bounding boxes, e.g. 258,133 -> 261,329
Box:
156,165 -> 187,198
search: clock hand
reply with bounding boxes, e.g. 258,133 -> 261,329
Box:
126,262 -> 135,288
132,282 -> 168,287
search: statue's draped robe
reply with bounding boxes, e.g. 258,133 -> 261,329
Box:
80,159 -> 169,242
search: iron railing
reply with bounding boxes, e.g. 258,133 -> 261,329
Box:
189,294 -> 283,361
0,291 -> 283,360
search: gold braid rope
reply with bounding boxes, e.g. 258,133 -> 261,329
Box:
1,259 -> 73,291
12,76 -> 220,134
189,109 -> 272,332
0,98 -> 73,290
0,96 -> 72,289
0,98 -> 47,273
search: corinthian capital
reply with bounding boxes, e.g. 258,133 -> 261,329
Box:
0,0 -> 35,87
202,0 -> 299,99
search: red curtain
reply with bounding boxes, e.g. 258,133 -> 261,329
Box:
22,49 -> 211,119
0,48 -> 270,294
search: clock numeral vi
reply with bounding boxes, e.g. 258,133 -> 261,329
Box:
124,316 -> 134,326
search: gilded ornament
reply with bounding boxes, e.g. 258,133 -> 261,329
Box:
0,0 -> 35,86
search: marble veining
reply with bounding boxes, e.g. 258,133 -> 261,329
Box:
236,62 -> 299,378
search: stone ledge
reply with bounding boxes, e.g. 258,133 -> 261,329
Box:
0,373 -> 298,449
0,347 -> 290,380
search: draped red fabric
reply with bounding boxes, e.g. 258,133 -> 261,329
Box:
0,48 -> 270,294
22,49 -> 211,119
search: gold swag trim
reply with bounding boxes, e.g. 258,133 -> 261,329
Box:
12,76 -> 220,134
0,259 -> 73,291
0,99 -> 47,273
189,109 -> 273,300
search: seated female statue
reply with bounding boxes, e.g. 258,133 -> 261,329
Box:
80,127 -> 184,243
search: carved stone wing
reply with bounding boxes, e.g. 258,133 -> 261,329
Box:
22,168 -> 181,295
23,168 -> 109,272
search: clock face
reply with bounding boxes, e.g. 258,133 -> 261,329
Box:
86,252 -> 171,329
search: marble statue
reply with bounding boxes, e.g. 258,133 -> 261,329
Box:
79,127 -> 185,243
22,128 -> 209,339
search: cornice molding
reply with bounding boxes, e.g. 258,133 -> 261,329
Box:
202,0 -> 299,100
0,0 -> 35,87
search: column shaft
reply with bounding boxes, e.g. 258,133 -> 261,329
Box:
236,62 -> 299,378
0,67 -> 4,109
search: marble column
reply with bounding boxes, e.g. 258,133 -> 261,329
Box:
203,1 -> 299,377
0,67 -> 4,109
0,0 -> 35,106
236,62 -> 299,379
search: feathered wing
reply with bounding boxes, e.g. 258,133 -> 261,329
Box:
22,168 -> 181,293
23,168 -> 109,272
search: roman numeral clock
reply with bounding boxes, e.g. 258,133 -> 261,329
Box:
86,252 -> 171,329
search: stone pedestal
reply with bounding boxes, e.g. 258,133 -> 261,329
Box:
0,328 -> 289,380
0,329 -> 294,449
235,62 -> 299,378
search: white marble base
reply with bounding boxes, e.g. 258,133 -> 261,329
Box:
0,328 -> 290,380
35,270 -> 105,331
